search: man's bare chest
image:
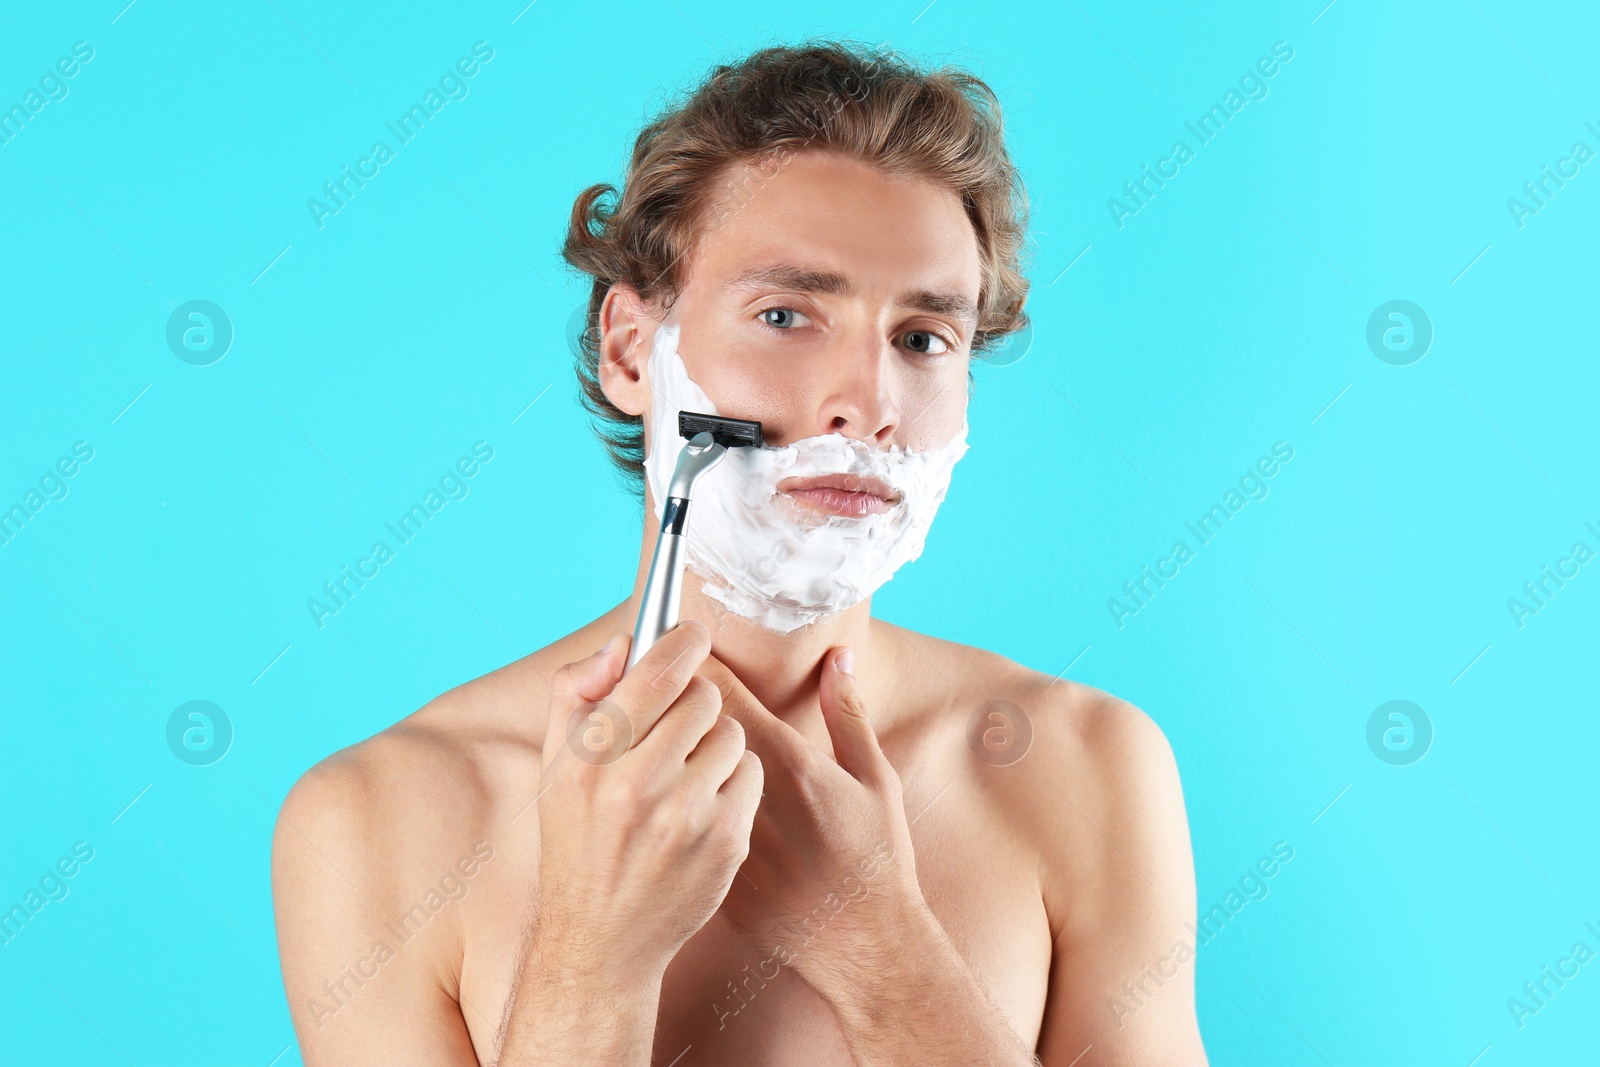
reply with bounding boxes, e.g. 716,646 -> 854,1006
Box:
455,775 -> 1053,1065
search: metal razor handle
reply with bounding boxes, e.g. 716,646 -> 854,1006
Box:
626,432 -> 726,672
627,498 -> 690,673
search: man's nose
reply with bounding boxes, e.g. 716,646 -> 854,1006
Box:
815,330 -> 898,445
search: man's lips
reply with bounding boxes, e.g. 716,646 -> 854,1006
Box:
778,473 -> 900,518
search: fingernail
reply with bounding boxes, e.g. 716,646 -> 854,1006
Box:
601,634 -> 621,657
837,647 -> 854,676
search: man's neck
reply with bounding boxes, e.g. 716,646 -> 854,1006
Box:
616,504 -> 875,731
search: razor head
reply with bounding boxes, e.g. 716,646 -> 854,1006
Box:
679,410 -> 763,449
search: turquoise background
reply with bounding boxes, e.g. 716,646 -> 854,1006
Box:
2,0 -> 1596,1063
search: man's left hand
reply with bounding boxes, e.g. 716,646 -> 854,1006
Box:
695,645 -> 924,1002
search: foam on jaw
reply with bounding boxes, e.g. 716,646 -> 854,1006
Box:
643,322 -> 969,634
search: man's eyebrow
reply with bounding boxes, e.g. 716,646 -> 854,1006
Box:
727,263 -> 853,298
726,263 -> 979,329
904,287 -> 979,328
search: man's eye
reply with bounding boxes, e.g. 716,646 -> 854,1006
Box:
759,307 -> 810,330
902,329 -> 952,356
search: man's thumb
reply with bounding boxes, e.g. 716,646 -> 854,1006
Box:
543,633 -> 628,755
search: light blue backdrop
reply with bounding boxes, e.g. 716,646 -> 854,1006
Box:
2,1 -> 1595,1063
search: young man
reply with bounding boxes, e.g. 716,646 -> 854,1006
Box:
272,40 -> 1207,1066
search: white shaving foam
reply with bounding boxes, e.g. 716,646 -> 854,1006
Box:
643,322 -> 969,634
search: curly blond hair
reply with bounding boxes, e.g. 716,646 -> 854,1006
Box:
561,38 -> 1032,496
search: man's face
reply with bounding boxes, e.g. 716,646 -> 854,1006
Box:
632,150 -> 981,462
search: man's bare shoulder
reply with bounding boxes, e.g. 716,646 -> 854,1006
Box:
883,621 -> 1193,923
878,619 -> 1175,783
271,618 -> 615,892
278,671 -> 527,855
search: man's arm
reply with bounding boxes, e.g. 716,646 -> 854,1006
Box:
272,624 -> 763,1066
494,623 -> 762,1065
271,753 -> 486,1065
271,743 -> 695,1067
1032,688 -> 1209,1066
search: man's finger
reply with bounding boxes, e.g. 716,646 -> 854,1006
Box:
572,632 -> 629,703
695,651 -> 808,763
614,619 -> 713,747
817,646 -> 889,785
542,633 -> 629,761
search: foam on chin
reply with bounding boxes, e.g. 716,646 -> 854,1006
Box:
643,321 -> 969,634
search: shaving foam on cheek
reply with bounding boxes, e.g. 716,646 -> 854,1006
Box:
643,322 -> 969,634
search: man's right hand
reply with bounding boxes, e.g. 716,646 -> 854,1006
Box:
497,619 -> 763,1063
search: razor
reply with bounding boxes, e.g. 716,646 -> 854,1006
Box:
626,410 -> 764,671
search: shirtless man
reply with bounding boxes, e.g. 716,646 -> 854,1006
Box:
271,41 -> 1207,1066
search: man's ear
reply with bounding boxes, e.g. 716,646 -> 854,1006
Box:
596,283 -> 657,418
